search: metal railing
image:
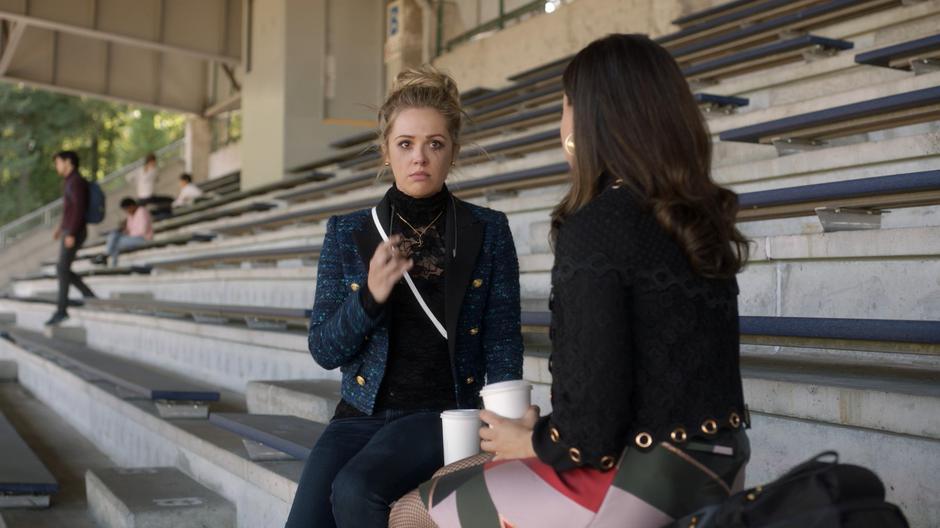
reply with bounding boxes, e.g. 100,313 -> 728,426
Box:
0,139 -> 184,251
438,0 -> 547,56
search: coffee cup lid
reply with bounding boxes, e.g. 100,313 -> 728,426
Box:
440,409 -> 481,420
479,379 -> 532,395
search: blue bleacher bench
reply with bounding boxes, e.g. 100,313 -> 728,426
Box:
0,410 -> 59,498
671,0 -> 760,28
670,0 -> 894,60
695,93 -> 751,112
660,0 -> 813,47
9,329 -> 220,402
737,169 -> 940,220
855,33 -> 940,70
682,35 -> 853,80
719,85 -> 940,144
209,413 -> 327,460
147,244 -> 323,269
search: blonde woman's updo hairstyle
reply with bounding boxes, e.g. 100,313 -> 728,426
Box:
378,65 -> 464,153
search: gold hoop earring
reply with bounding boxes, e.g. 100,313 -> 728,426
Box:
563,134 -> 575,156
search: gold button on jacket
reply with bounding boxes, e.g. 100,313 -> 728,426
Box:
472,279 -> 483,288
469,327 -> 479,336
355,375 -> 366,386
350,282 -> 360,292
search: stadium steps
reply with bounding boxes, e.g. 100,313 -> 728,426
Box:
86,467 -> 235,528
0,328 -> 305,527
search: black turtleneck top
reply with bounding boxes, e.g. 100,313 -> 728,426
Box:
334,185 -> 456,418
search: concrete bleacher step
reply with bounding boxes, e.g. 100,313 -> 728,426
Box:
44,324 -> 87,345
741,358 -> 940,440
86,467 -> 235,528
0,361 -> 15,382
246,379 -> 340,423
524,344 -> 940,430
209,413 -> 326,461
11,329 -> 220,417
0,330 -> 305,527
0,409 -> 58,508
711,69 -> 940,140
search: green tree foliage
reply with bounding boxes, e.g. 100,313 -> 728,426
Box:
0,83 -> 184,226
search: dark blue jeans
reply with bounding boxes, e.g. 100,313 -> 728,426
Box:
284,409 -> 444,528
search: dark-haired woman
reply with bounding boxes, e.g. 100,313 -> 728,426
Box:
285,66 -> 524,528
391,34 -> 751,528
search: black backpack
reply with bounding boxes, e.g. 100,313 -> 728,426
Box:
670,452 -> 909,528
85,180 -> 106,224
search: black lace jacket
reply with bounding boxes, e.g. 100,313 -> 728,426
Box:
532,185 -> 748,472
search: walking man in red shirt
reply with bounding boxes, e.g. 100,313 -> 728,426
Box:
47,151 -> 96,326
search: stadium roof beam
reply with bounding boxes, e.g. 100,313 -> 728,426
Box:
0,0 -> 240,65
0,20 -> 25,75
0,0 -> 241,114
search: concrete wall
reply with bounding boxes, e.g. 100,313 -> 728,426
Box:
432,0 -> 721,90
209,142 -> 241,180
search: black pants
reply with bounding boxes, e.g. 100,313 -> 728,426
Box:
285,409 -> 444,528
56,229 -> 95,315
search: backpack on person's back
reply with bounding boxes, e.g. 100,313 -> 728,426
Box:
85,180 -> 106,224
669,452 -> 909,528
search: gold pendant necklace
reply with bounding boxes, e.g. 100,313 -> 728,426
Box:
396,209 -> 444,247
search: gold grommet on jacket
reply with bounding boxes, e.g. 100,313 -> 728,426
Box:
634,432 -> 653,449
568,447 -> 582,463
701,419 -> 719,435
599,455 -> 616,470
729,412 -> 742,429
670,427 -> 688,444
549,427 -> 560,443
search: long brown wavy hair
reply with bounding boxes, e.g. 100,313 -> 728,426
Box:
550,34 -> 748,278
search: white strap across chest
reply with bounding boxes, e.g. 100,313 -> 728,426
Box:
371,207 -> 448,340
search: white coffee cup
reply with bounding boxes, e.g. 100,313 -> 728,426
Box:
480,379 -> 532,419
440,409 -> 482,465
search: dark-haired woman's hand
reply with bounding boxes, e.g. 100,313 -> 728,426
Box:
479,406 -> 540,461
367,235 -> 413,304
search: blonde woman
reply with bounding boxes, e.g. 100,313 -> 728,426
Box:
285,67 -> 524,528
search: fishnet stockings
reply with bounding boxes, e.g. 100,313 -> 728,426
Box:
389,453 -> 494,528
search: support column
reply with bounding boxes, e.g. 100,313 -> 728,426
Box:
241,0 -> 385,190
184,116 -> 211,182
384,0 -> 424,86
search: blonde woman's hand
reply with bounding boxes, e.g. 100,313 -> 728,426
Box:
367,235 -> 413,304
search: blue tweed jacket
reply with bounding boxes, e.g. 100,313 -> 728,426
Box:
307,193 -> 524,415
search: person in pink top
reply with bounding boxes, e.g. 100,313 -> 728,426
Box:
103,197 -> 154,267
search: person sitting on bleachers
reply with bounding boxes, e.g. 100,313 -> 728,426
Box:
391,34 -> 752,528
102,197 -> 154,267
284,66 -> 525,528
171,173 -> 204,208
126,152 -> 158,203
